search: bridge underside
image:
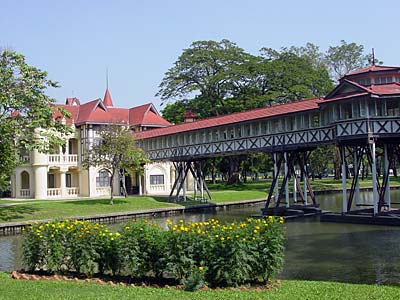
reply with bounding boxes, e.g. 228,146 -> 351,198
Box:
165,134 -> 400,221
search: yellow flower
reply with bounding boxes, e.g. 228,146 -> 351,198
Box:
253,229 -> 258,234
279,217 -> 284,224
215,235 -> 219,238
220,237 -> 225,241
198,266 -> 204,271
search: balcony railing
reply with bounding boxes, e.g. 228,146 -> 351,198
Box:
149,184 -> 166,192
20,156 -> 31,164
47,188 -> 61,197
48,154 -> 78,165
96,187 -> 111,196
19,189 -> 31,198
66,187 -> 79,196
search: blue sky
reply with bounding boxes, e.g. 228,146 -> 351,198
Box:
1,0 -> 399,110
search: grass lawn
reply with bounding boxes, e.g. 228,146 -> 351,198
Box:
0,273 -> 398,300
0,197 -> 182,223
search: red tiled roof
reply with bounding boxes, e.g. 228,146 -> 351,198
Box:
129,103 -> 171,127
103,88 -> 114,107
369,83 -> 400,95
134,98 -> 321,139
54,92 -> 170,128
345,65 -> 400,76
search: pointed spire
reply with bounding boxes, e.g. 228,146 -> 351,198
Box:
103,88 -> 114,107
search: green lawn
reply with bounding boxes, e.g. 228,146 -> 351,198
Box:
0,197 -> 182,223
0,273 -> 398,300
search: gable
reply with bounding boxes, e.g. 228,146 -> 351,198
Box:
324,80 -> 370,100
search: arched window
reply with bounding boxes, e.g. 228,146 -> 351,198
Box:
96,170 -> 110,187
21,171 -> 30,189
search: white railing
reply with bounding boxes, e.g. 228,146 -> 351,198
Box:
47,188 -> 61,197
66,187 -> 79,196
96,187 -> 111,196
149,184 -> 166,192
19,189 -> 31,198
20,156 -> 31,164
48,154 -> 78,165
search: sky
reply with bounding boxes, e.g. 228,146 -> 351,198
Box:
1,0 -> 400,111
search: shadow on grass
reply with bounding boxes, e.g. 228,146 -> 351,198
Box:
65,199 -> 131,206
152,196 -> 211,207
0,205 -> 37,222
208,182 -> 269,191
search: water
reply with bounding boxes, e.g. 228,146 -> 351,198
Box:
1,190 -> 400,285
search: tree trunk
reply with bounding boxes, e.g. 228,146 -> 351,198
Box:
120,170 -> 128,198
227,156 -> 241,185
109,172 -> 114,205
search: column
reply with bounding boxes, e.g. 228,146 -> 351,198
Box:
384,144 -> 391,210
341,147 -> 347,213
60,170 -> 67,198
353,150 -> 361,207
34,166 -> 47,199
284,152 -> 289,208
371,142 -> 378,215
138,174 -> 142,195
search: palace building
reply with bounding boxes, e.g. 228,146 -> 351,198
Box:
11,89 -> 174,199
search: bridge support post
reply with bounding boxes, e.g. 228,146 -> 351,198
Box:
284,152 -> 289,208
182,162 -> 187,202
293,165 -> 297,204
303,152 -> 308,205
353,149 -> 360,207
273,153 -> 279,201
384,144 -> 391,210
371,141 -> 378,215
341,146 -> 347,214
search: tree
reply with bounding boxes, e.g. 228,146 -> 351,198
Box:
82,125 -> 147,205
157,39 -> 255,117
325,40 -> 382,80
0,49 -> 70,191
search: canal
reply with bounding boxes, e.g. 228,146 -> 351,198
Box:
1,190 -> 400,285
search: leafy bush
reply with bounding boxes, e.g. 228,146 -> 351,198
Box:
22,217 -> 285,286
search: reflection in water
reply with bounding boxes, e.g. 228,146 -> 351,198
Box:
1,190 -> 400,285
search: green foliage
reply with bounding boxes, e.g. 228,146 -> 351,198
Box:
325,40 -> 382,80
22,217 -> 285,287
0,49 -> 70,190
22,220 -> 118,276
182,266 -> 207,291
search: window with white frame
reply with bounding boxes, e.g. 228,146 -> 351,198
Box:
96,170 -> 110,187
150,175 -> 164,185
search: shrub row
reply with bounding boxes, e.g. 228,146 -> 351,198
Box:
23,217 -> 285,287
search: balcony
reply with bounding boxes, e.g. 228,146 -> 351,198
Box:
47,188 -> 61,197
19,189 -> 31,198
20,156 -> 31,164
48,154 -> 79,166
66,187 -> 79,196
96,187 -> 111,196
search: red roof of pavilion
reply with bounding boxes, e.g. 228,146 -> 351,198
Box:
345,65 -> 400,76
134,98 -> 322,139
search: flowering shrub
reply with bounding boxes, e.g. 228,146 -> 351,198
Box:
23,220 -> 119,276
23,217 -> 285,286
166,217 -> 285,286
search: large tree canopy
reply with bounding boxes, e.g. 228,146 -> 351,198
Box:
158,39 -> 333,122
0,49 -> 70,190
